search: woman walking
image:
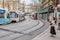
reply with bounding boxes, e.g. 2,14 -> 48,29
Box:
50,18 -> 56,37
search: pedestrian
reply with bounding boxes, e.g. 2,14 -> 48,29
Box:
50,18 -> 56,37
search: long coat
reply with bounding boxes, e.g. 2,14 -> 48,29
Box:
50,26 -> 56,35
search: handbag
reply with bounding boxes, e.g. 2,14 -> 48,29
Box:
50,23 -> 53,25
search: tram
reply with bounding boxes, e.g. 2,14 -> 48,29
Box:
0,9 -> 11,24
7,10 -> 25,22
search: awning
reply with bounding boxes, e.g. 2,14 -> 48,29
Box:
39,8 -> 54,14
39,9 -> 48,13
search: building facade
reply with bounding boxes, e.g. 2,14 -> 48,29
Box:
0,0 -> 21,10
38,0 -> 56,20
39,0 -> 60,20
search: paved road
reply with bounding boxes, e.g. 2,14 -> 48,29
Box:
0,17 -> 49,40
13,20 -> 50,40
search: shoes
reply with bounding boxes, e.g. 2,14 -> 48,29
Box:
50,35 -> 54,37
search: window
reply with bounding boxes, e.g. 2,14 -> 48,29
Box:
0,13 -> 4,18
9,12 -> 18,18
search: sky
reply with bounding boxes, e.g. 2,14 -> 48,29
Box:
0,0 -> 32,5
20,0 -> 32,5
20,0 -> 42,5
0,0 -> 42,5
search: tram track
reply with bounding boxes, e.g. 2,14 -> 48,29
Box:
0,20 -> 39,38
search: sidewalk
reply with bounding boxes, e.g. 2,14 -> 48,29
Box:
32,23 -> 60,40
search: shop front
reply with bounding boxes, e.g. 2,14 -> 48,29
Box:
38,7 -> 54,20
38,9 -> 48,20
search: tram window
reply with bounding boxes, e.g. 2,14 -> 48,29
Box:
0,13 -> 4,18
15,14 -> 18,18
9,12 -> 18,18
